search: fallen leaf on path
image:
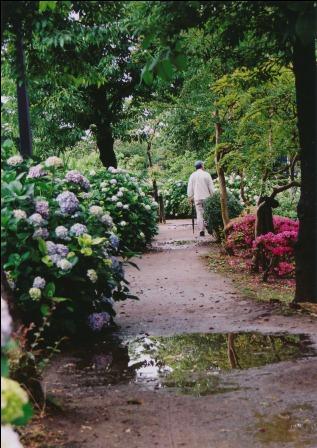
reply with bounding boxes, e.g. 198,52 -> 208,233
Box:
127,399 -> 143,405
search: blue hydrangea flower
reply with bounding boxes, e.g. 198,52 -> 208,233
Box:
109,234 -> 119,250
110,256 -> 124,278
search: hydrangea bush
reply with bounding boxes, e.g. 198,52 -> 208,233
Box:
87,167 -> 158,251
163,180 -> 192,218
1,156 -> 145,336
225,214 -> 298,279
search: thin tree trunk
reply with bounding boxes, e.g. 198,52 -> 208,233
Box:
239,169 -> 248,205
95,124 -> 117,168
146,140 -> 159,202
15,25 -> 32,158
214,122 -> 230,227
293,37 -> 317,303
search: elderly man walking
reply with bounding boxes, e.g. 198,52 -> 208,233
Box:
187,160 -> 215,236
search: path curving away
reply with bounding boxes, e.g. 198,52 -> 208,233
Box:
29,220 -> 317,448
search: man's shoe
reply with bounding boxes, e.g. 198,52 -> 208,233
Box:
199,231 -> 205,237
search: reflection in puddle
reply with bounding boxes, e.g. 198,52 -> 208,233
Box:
253,404 -> 317,447
60,332 -> 316,397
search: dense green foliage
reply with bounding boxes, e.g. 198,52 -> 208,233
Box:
203,193 -> 243,239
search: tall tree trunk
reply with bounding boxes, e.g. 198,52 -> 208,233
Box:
15,24 -> 32,158
214,122 -> 230,227
293,37 -> 317,303
95,124 -> 117,168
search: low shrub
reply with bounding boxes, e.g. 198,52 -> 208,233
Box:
203,192 -> 243,239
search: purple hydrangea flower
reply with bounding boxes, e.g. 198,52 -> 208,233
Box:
27,164 -> 46,179
70,223 -> 88,236
32,276 -> 46,289
35,200 -> 49,218
56,191 -> 79,215
65,170 -> 90,190
87,312 -> 111,332
46,241 -> 57,255
55,244 -> 69,257
32,227 -> 49,240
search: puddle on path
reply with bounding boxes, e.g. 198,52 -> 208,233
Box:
151,239 -> 214,251
58,332 -> 316,397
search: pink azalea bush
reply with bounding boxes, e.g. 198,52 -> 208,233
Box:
225,214 -> 298,278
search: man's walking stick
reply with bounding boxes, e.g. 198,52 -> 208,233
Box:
191,203 -> 195,234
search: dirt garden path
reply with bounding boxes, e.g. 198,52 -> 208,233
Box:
26,220 -> 317,448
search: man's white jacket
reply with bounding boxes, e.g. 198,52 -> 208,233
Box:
187,169 -> 215,202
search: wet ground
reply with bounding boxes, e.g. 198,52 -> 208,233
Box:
29,220 -> 317,448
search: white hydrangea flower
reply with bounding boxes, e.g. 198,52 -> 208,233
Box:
119,187 -> 126,192
1,425 -> 23,448
1,298 -> 12,347
29,287 -> 41,300
116,202 -> 123,208
87,269 -> 98,283
57,259 -> 73,271
12,209 -> 27,220
144,205 -> 151,211
151,201 -> 159,208
89,206 -> 103,216
100,181 -> 108,188
89,169 -> 96,176
123,204 -> 129,210
45,156 -> 63,168
7,155 -> 23,166
119,221 -> 127,226
139,232 -> 145,238
110,179 -> 117,185
108,167 -> 117,173
111,195 -> 118,202
117,191 -> 123,198
140,192 -> 145,197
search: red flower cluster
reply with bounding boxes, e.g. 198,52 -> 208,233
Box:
225,214 -> 298,278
